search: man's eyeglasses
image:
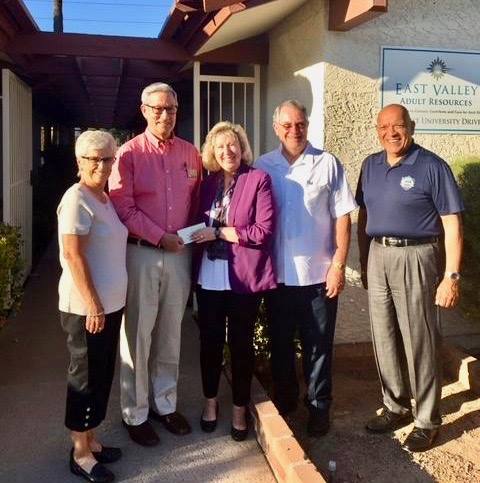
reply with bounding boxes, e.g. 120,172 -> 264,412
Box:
144,104 -> 178,115
277,122 -> 307,131
81,156 -> 115,165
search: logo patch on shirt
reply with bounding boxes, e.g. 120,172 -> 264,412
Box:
400,176 -> 415,191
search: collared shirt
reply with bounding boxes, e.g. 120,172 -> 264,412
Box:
255,143 -> 357,286
355,142 -> 464,237
109,129 -> 202,245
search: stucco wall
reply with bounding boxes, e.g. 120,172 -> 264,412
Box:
264,0 -> 480,186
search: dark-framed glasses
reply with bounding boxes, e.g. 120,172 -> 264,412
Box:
144,104 -> 178,115
81,156 -> 115,165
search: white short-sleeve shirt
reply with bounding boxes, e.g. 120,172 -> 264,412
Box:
255,143 -> 357,286
57,183 -> 128,315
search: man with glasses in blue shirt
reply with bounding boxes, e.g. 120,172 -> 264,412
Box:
356,104 -> 464,452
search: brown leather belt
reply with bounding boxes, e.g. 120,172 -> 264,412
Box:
374,236 -> 438,247
127,236 -> 158,249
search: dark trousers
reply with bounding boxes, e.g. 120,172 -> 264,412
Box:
61,308 -> 123,432
196,287 -> 261,407
265,283 -> 338,416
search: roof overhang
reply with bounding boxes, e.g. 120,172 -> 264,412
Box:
329,0 -> 388,31
0,0 -> 388,128
161,0 -> 388,55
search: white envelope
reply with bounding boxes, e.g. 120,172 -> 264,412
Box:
177,222 -> 207,244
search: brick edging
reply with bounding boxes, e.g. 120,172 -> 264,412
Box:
249,375 -> 327,483
223,364 -> 326,482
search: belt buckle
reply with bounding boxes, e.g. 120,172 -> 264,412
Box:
386,237 -> 401,247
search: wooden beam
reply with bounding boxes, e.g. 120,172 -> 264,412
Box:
329,0 -> 388,31
187,3 -> 246,54
203,0 -> 240,12
6,32 -> 191,62
194,35 -> 268,64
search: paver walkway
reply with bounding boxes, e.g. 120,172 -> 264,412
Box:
0,242 -> 275,483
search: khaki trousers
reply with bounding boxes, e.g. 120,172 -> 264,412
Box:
120,244 -> 191,425
367,240 -> 442,429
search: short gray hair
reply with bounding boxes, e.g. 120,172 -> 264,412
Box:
141,82 -> 178,105
75,130 -> 117,159
272,99 -> 309,124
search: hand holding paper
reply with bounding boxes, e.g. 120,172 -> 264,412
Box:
177,222 -> 207,244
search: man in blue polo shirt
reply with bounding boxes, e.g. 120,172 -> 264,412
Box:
356,104 -> 463,452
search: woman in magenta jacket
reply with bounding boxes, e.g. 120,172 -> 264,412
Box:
191,121 -> 276,441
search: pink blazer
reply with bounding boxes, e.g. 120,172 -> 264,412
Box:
193,166 -> 277,294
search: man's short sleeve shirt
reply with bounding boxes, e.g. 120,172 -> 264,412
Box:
255,143 -> 357,286
355,143 -> 464,237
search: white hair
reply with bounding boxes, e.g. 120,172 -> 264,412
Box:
75,130 -> 117,159
272,99 -> 309,124
141,82 -> 178,105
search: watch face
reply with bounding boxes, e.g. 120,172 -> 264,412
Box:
447,272 -> 461,281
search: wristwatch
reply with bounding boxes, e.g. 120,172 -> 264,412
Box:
332,261 -> 346,271
214,227 -> 221,239
444,271 -> 461,281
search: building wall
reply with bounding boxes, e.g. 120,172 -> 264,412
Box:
264,0 -> 480,185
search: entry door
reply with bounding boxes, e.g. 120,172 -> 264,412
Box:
193,62 -> 260,158
2,69 -> 33,277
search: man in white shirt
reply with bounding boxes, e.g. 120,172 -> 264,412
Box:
255,100 -> 357,435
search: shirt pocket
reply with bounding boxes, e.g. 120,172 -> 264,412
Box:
304,182 -> 330,215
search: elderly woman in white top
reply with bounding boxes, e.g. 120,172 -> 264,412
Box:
57,130 -> 127,483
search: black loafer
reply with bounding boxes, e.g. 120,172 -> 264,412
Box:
307,413 -> 330,437
366,407 -> 413,433
122,420 -> 160,447
91,446 -> 122,464
403,427 -> 438,452
200,402 -> 219,433
149,410 -> 192,435
70,449 -> 115,483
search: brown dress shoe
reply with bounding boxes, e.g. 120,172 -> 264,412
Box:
149,410 -> 192,435
366,407 -> 413,433
123,420 -> 160,446
403,427 -> 438,452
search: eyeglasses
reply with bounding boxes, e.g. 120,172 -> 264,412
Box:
376,124 -> 409,133
277,122 -> 307,131
144,104 -> 178,115
81,156 -> 115,165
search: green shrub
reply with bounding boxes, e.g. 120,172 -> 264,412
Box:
254,299 -> 301,359
451,155 -> 480,321
0,223 -> 24,321
254,300 -> 270,358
